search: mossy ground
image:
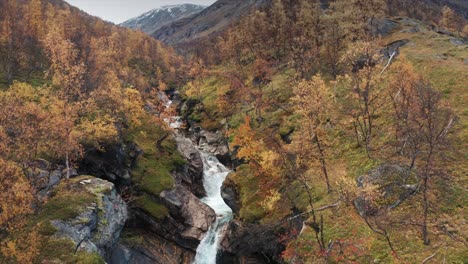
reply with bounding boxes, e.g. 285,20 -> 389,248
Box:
184,18 -> 467,263
2,176 -> 108,263
125,116 -> 185,219
126,117 -> 185,196
134,193 -> 169,220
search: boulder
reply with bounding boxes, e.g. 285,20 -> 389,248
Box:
51,177 -> 128,259
174,132 -> 206,197
354,164 -> 419,217
111,232 -> 195,264
48,170 -> 61,188
221,177 -> 240,215
131,185 -> 216,250
381,39 -> 410,59
450,38 -> 466,46
160,185 -> 216,242
196,129 -> 231,165
220,220 -> 287,264
372,18 -> 400,37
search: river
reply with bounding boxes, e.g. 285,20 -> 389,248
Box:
193,152 -> 233,264
164,95 -> 233,264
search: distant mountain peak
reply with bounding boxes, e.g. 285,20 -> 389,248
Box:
121,4 -> 206,35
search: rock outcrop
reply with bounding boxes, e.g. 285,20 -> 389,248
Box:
78,143 -> 141,186
132,185 -> 216,250
221,177 -> 240,216
111,231 -> 195,264
197,130 -> 231,164
174,133 -> 206,197
28,159 -> 78,199
220,220 -> 288,264
354,163 -> 419,217
51,177 -> 128,259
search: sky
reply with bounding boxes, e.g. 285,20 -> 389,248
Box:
65,0 -> 216,24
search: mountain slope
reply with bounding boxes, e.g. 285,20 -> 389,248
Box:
152,0 -> 269,46
120,4 -> 206,36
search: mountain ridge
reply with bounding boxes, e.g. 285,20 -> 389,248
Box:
151,0 -> 270,46
120,3 -> 206,36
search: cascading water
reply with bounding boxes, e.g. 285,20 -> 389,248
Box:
163,93 -> 233,263
193,152 -> 233,264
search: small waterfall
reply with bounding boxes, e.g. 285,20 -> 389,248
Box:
163,94 -> 233,263
193,153 -> 233,264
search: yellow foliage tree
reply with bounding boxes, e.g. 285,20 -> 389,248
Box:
291,74 -> 334,193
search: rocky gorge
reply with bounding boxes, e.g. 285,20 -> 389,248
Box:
30,94 -> 267,263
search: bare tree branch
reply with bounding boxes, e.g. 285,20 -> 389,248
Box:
422,251 -> 438,264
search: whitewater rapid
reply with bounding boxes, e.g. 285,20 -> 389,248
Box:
193,152 -> 233,264
163,94 -> 232,263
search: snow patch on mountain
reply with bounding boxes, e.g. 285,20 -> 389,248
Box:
121,4 -> 206,35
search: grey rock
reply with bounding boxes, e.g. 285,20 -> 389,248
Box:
197,130 -> 231,164
160,185 -> 216,242
48,170 -> 61,187
220,219 -> 295,263
132,185 -> 215,250
450,38 -> 466,46
78,143 -> 141,185
38,170 -> 50,178
400,27 -> 420,33
111,233 -> 195,264
372,18 -> 399,37
221,176 -> 240,215
354,164 -> 419,217
381,39 -> 410,59
174,132 -> 205,196
51,177 -> 127,259
110,244 -> 132,264
62,168 -> 79,178
28,159 -> 51,170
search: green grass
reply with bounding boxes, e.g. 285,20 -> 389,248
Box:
37,238 -> 105,264
134,193 -> 169,220
229,165 -> 267,223
126,116 -> 185,196
37,176 -> 96,222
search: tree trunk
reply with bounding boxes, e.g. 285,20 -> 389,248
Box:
315,134 -> 331,193
65,152 -> 70,179
422,175 -> 430,245
157,132 -> 169,151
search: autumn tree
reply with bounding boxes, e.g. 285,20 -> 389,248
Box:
43,20 -> 86,100
0,155 -> 38,263
0,0 -> 19,84
230,116 -> 284,209
185,59 -> 207,105
387,59 -> 421,165
439,6 -> 465,34
323,12 -> 346,78
393,81 -> 455,245
341,42 -> 385,157
291,75 -> 334,193
330,0 -> 385,41
270,0 -> 288,59
0,128 -> 39,262
0,82 -> 51,161
291,0 -> 324,78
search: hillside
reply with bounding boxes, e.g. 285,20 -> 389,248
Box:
152,0 -> 269,46
0,0 -> 467,263
174,0 -> 468,262
0,0 -> 187,263
120,4 -> 206,36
